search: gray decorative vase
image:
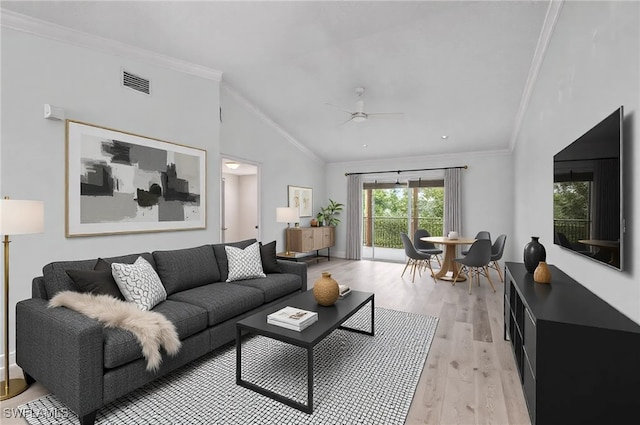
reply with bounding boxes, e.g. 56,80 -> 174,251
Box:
524,236 -> 546,273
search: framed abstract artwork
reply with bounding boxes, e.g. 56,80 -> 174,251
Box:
66,120 -> 206,236
288,185 -> 312,218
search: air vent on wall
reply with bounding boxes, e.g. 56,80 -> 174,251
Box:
122,69 -> 150,95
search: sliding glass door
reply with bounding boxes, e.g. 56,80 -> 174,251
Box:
362,183 -> 408,262
362,179 -> 444,262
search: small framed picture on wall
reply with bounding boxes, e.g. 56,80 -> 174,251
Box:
288,185 -> 312,217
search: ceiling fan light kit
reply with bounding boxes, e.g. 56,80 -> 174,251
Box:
351,112 -> 367,123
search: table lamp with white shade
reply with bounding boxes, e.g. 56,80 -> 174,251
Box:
276,207 -> 299,255
0,197 -> 44,400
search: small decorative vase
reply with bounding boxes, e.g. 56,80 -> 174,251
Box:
310,218 -> 318,227
533,261 -> 552,284
313,272 -> 339,306
524,236 -> 546,273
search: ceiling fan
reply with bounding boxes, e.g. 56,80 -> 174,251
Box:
326,87 -> 404,125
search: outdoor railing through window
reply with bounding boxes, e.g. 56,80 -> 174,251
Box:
363,217 -> 443,249
554,219 -> 591,243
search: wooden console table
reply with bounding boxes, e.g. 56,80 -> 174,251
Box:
279,226 -> 335,263
504,262 -> 640,425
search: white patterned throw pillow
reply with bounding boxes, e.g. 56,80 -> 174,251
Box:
225,241 -> 266,282
111,257 -> 167,311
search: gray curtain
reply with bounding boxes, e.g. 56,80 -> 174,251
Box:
345,174 -> 362,260
444,168 -> 462,238
593,159 -> 619,240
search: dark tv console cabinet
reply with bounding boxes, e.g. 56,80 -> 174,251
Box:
504,262 -> 640,425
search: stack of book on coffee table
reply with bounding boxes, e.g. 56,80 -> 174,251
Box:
267,306 -> 318,331
339,284 -> 351,298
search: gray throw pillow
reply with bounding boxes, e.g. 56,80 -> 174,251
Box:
260,241 -> 282,274
66,258 -> 125,300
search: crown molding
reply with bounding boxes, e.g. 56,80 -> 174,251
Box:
0,9 -> 223,81
327,148 -> 512,170
509,0 -> 564,151
221,83 -> 324,164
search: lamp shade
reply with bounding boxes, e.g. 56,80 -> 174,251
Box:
276,207 -> 299,224
0,199 -> 44,235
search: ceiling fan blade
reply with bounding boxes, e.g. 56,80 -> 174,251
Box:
337,117 -> 354,127
325,103 -> 353,114
367,112 -> 404,119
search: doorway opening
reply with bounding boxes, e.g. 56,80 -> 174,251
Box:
221,157 -> 260,243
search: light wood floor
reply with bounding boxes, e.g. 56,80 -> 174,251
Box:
307,259 -> 531,425
2,258 -> 531,425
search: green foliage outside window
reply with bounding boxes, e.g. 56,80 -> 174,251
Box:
553,181 -> 591,242
363,186 -> 444,248
553,182 -> 589,220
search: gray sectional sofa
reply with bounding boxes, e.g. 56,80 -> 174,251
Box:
15,239 -> 307,425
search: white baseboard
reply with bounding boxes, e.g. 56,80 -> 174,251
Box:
0,350 -> 19,376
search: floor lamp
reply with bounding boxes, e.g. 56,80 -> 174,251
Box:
0,197 -> 44,400
276,207 -> 299,255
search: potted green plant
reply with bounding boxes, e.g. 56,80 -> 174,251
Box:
317,199 -> 344,226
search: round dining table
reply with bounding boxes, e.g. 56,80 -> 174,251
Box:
577,239 -> 621,268
420,236 -> 476,281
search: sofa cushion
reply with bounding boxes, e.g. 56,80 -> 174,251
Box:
235,274 -> 302,303
260,241 -> 282,274
103,299 -> 208,369
65,258 -> 125,300
111,257 -> 167,311
212,239 -> 257,282
225,242 -> 266,282
153,245 -> 221,295
42,253 -> 155,299
103,327 -> 143,369
168,282 -> 264,326
152,300 -> 208,339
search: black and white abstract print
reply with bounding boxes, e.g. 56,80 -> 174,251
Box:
66,121 -> 206,236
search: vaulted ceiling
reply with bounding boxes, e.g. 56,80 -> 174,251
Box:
1,1 -> 551,163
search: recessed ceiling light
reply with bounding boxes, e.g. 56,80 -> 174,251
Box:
441,135 -> 448,140
363,144 -> 368,148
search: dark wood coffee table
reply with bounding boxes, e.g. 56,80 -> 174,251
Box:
235,290 -> 374,413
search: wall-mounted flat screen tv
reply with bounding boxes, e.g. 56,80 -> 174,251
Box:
553,106 -> 623,270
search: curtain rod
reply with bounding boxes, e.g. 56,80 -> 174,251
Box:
344,165 -> 468,177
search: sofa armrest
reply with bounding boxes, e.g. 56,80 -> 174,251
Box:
277,260 -> 308,291
16,298 -> 104,417
32,276 -> 48,299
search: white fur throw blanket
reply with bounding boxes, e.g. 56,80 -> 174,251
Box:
49,291 -> 181,372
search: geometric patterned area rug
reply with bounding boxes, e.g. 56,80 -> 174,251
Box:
21,307 -> 438,425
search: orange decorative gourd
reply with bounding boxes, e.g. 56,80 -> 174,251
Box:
533,261 -> 552,284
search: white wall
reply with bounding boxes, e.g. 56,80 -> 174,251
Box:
326,150 -> 514,259
220,85 -> 325,250
1,28 -> 221,363
513,1 -> 639,323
